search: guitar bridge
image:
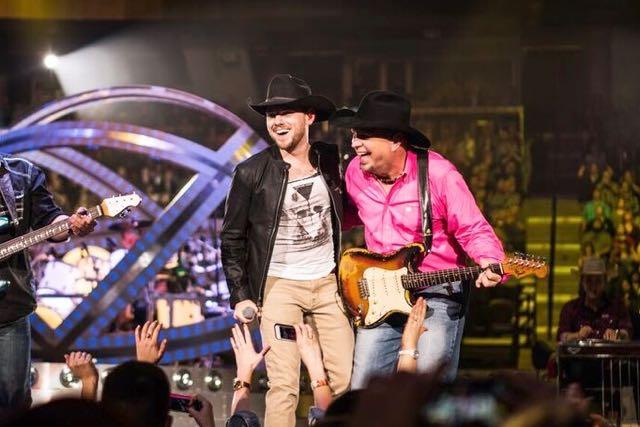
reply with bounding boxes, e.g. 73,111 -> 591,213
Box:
357,279 -> 369,298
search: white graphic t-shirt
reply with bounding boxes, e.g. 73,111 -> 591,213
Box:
268,173 -> 335,280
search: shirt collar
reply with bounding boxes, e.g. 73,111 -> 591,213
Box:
361,149 -> 418,184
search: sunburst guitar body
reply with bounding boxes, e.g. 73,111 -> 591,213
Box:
339,243 -> 548,328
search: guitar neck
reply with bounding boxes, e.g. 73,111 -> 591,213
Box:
0,205 -> 102,261
402,263 -> 503,290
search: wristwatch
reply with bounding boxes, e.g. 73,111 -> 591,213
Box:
310,378 -> 329,390
232,377 -> 251,391
398,349 -> 419,360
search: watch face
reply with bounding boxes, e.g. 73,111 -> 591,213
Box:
233,378 -> 249,391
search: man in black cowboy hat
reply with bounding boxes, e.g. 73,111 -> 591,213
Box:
336,90 -> 504,387
221,74 -> 354,427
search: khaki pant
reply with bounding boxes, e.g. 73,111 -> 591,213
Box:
260,274 -> 354,427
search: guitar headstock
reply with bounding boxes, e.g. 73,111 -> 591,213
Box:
502,253 -> 549,279
100,193 -> 142,218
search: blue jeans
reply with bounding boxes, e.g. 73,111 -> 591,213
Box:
0,315 -> 32,412
351,282 -> 467,389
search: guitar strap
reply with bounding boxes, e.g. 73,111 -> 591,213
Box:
417,149 -> 433,254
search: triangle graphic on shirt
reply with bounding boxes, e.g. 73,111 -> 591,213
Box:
294,182 -> 314,201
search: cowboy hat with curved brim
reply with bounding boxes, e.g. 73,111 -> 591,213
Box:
570,256 -> 607,277
248,74 -> 336,122
332,90 -> 431,149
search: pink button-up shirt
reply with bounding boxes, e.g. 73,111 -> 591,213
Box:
345,150 -> 505,272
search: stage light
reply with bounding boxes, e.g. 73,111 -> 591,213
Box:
30,366 -> 39,387
59,366 -> 80,388
172,369 -> 193,390
204,369 -> 223,392
43,53 -> 60,70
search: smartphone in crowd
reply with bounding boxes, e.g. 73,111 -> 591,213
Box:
169,393 -> 202,412
274,323 -> 297,341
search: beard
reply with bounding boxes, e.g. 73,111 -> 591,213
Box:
269,126 -> 306,152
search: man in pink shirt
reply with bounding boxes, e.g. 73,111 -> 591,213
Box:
338,91 -> 505,388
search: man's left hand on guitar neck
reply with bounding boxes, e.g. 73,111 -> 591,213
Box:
475,259 -> 502,288
50,207 -> 97,241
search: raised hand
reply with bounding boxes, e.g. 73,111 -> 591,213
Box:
64,351 -> 98,400
401,297 -> 428,351
293,323 -> 324,377
135,320 -> 168,364
64,351 -> 98,382
230,323 -> 270,382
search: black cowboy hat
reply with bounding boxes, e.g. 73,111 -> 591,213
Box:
248,74 -> 336,122
333,91 -> 431,149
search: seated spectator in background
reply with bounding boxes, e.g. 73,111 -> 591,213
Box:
558,257 -> 631,343
577,161 -> 600,203
619,182 -> 640,215
623,170 -> 640,200
596,166 -> 619,209
582,213 -> 614,259
577,241 -> 596,271
2,398 -> 120,427
583,189 -> 611,224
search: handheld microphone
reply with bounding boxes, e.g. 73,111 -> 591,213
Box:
242,307 -> 256,322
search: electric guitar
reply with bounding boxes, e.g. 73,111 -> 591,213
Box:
0,193 -> 142,263
339,243 -> 548,328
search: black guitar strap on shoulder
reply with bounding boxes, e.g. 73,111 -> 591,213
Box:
417,149 -> 433,254
0,168 -> 19,229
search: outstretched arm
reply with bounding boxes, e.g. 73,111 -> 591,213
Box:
64,351 -> 99,400
294,323 -> 332,411
397,297 -> 428,373
230,324 -> 270,414
135,320 -> 168,364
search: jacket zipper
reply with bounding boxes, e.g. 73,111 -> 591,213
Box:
257,164 -> 289,307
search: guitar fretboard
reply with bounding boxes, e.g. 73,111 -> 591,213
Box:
0,205 -> 101,262
400,263 -> 502,289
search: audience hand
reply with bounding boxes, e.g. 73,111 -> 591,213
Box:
294,323 -> 325,378
231,324 -> 270,382
476,260 -> 502,288
401,297 -> 428,351
64,351 -> 98,383
135,320 -> 168,364
187,393 -> 215,427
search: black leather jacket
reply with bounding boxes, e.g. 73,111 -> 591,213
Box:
221,142 -> 343,308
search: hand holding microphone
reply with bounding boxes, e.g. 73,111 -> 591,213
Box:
234,300 -> 258,323
242,307 -> 256,322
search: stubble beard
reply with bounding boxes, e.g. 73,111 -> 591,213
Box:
273,127 -> 306,153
